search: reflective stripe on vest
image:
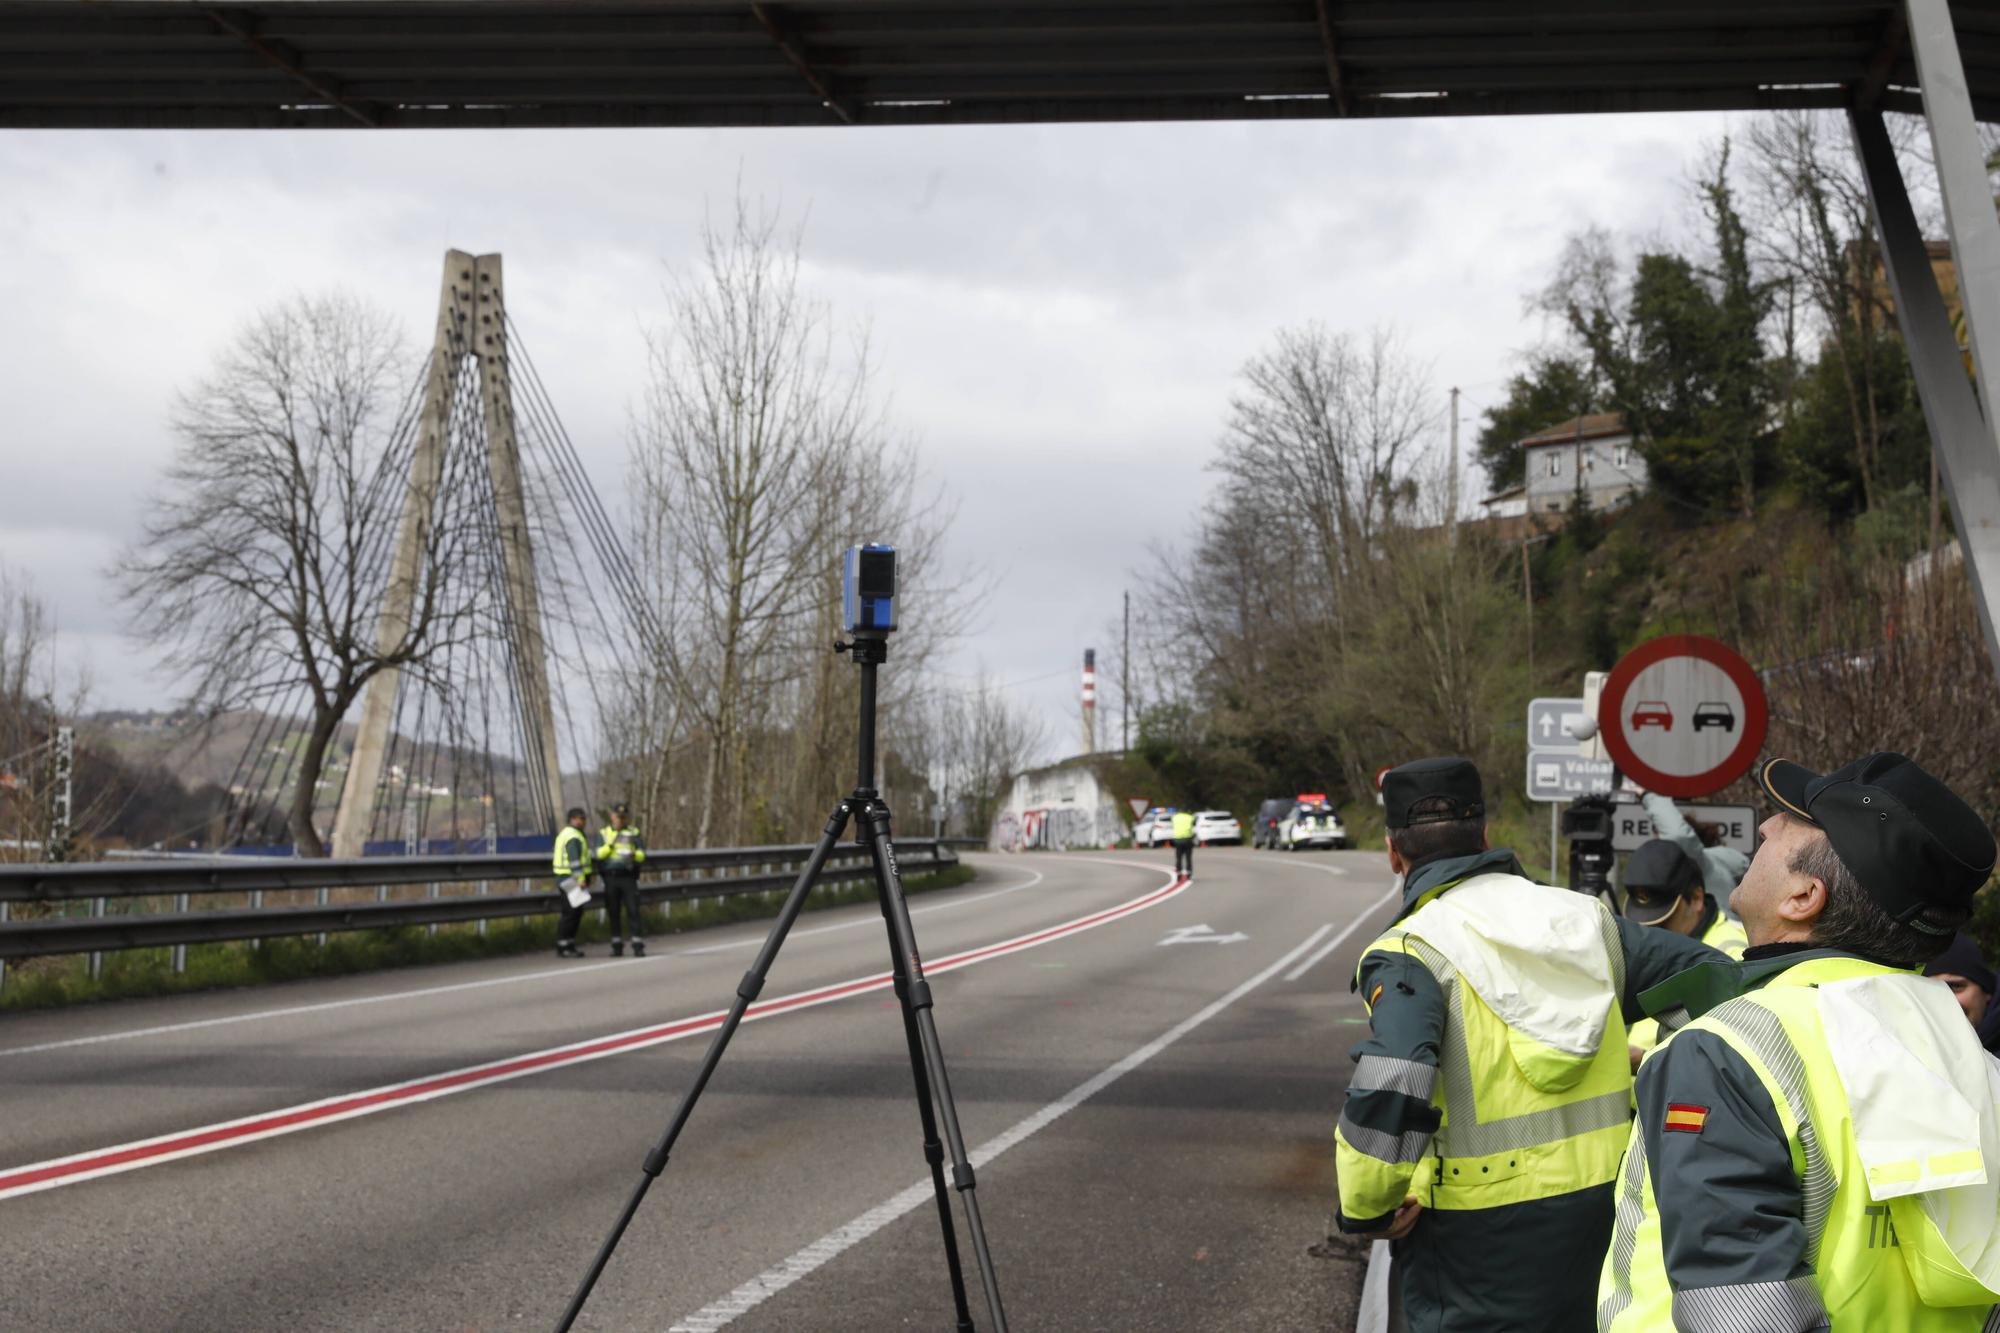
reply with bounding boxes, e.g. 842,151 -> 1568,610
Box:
1397,931 -> 1632,1159
1600,963 -> 2000,1333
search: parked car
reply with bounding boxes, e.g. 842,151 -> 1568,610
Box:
1252,798 -> 1292,849
1132,808 -> 1176,847
1278,798 -> 1348,851
1193,810 -> 1242,845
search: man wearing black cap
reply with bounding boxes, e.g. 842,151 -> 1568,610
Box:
1622,839 -> 1748,1062
595,802 -> 648,958
1332,757 -> 1723,1333
1599,753 -> 2000,1332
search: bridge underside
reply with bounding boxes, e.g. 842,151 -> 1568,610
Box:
0,1 -> 1995,131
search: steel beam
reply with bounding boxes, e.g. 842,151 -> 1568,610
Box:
1312,0 -> 1352,115
1851,104 -> 2000,683
1892,0 -> 2000,682
332,252 -> 474,857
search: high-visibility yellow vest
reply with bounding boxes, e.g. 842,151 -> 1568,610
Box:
1629,910 -> 1748,1053
1599,956 -> 2000,1331
1171,811 -> 1196,840
553,825 -> 591,878
1337,874 -> 1634,1221
597,823 -> 645,868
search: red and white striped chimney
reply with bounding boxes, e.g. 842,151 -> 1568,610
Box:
1082,648 -> 1097,753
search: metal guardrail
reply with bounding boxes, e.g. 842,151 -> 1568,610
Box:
0,840 -> 958,962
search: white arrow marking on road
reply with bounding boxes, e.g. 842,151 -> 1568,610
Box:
1158,924 -> 1248,946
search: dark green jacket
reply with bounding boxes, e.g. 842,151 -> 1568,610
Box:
1337,848 -> 1726,1332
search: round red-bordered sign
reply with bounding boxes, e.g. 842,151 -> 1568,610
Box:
1597,634 -> 1767,798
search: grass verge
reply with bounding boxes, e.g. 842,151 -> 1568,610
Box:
0,862 -> 977,1014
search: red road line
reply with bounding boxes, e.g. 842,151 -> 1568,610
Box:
0,870 -> 1188,1200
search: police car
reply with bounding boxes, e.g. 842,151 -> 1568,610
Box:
1132,808 -> 1176,847
1277,796 -> 1348,851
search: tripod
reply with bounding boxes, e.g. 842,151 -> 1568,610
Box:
555,629 -> 1007,1333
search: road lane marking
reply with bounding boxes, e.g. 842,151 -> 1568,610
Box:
1157,924 -> 1248,946
666,917 -> 1343,1332
1282,887 -> 1400,982
0,869 -> 1185,1200
0,870 -> 1048,1059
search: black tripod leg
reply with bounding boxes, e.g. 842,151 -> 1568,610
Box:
862,803 -> 1010,1333
554,801 -> 854,1333
875,855 -> 976,1332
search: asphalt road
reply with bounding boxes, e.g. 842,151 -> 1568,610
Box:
0,847 -> 1399,1332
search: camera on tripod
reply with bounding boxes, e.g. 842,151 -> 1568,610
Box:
843,542 -> 896,633
1561,792 -> 1620,901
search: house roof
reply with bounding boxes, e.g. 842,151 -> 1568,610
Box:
0,2 -> 1988,130
1482,482 -> 1528,503
1519,412 -> 1628,448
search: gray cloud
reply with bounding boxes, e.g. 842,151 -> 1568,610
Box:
0,111 -> 1731,760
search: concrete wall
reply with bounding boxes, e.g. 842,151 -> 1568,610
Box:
989,761 -> 1128,851
1524,434 -> 1646,514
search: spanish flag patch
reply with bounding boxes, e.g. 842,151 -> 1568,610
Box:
1664,1103 -> 1709,1134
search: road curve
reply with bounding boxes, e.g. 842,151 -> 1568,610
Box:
0,846 -> 1399,1332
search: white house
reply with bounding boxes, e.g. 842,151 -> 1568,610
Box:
1521,413 -> 1646,515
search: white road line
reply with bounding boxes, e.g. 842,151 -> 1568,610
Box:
0,871 -> 1045,1059
1282,887 -> 1400,982
665,917 -> 1342,1333
0,870 -> 1187,1200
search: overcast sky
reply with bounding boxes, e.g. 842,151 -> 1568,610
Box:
0,111 -> 1733,761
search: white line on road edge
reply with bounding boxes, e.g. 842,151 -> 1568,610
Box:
665,917 -> 1342,1333
0,871 -> 1048,1059
0,870 -> 1187,1201
1282,887 -> 1399,983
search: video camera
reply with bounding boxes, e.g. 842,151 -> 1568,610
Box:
1560,792 -> 1620,901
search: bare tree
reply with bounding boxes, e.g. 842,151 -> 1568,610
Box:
1216,325 -> 1434,630
114,293 -> 474,856
629,195 -> 963,846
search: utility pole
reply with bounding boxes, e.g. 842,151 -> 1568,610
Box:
1448,385 -> 1461,544
1122,591 -> 1131,752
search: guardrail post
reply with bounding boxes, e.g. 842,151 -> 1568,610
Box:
0,899 -> 8,995
317,885 -> 329,948
173,892 -> 189,974
88,896 -> 104,980
426,879 -> 439,937
248,888 -> 262,952
476,877 -> 488,937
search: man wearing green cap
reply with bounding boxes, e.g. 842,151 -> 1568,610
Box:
1599,752 -> 2000,1331
1332,757 -> 1722,1332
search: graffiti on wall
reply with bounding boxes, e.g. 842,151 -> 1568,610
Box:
990,803 -> 1126,852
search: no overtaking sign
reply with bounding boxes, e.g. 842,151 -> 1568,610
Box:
1598,634 -> 1768,799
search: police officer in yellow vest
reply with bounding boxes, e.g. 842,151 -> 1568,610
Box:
596,802 -> 647,958
1623,838 -> 1749,1062
1171,808 -> 1197,879
1599,753 -> 2000,1332
552,806 -> 594,959
1334,758 -> 1722,1332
